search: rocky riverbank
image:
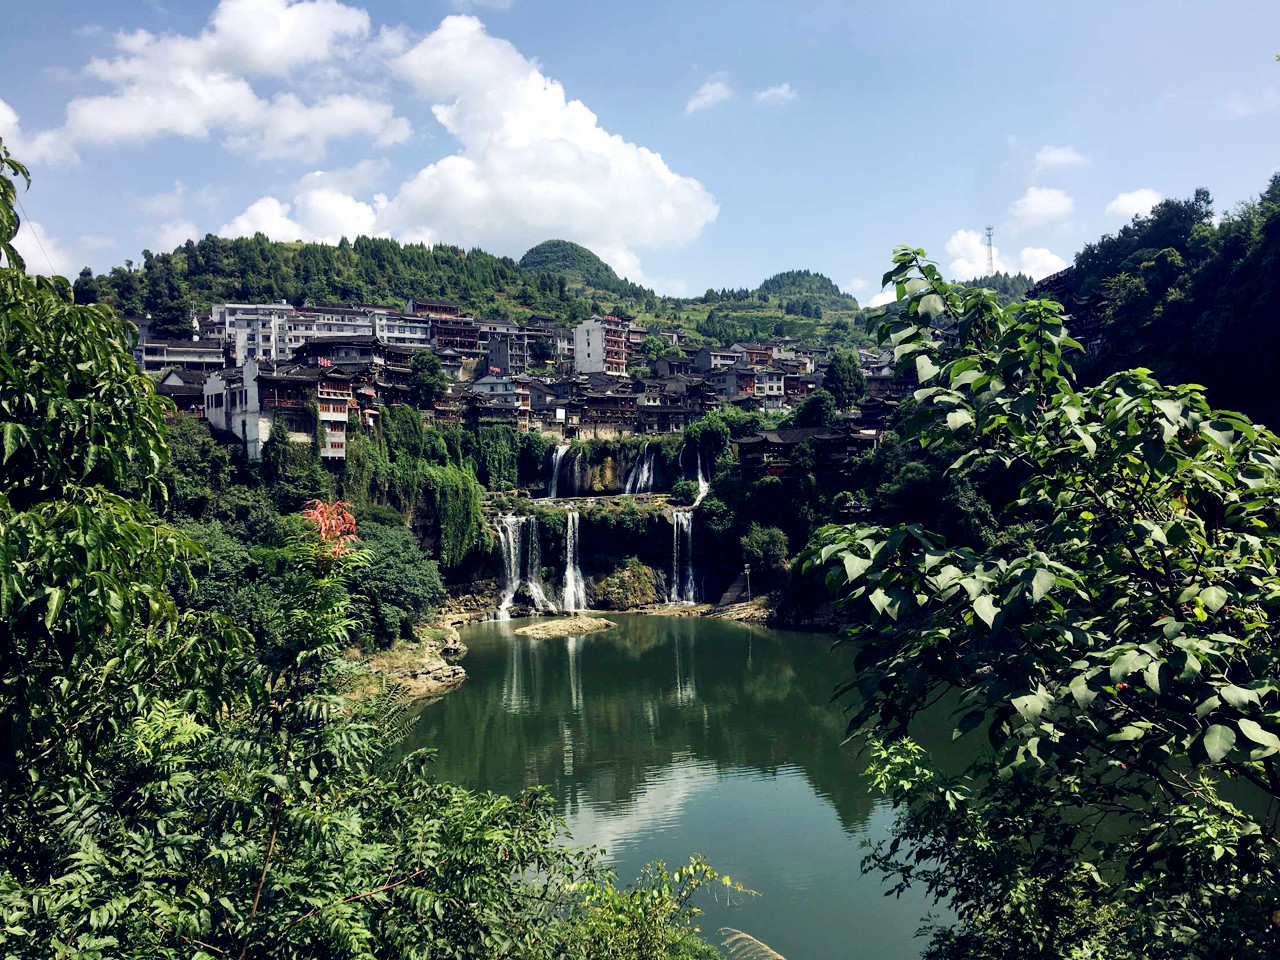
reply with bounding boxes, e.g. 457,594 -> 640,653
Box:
363,623 -> 469,700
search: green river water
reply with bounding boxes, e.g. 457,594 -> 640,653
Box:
404,614 -> 952,960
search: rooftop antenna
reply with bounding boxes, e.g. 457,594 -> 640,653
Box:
984,225 -> 995,276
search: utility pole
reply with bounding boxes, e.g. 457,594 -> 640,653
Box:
985,226 -> 995,277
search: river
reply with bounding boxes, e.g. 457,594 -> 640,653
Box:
404,614 -> 951,960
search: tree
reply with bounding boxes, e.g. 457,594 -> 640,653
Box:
792,388 -> 838,427
639,335 -> 667,364
822,347 -> 865,409
805,245 -> 1280,958
410,348 -> 450,409
739,523 -> 789,569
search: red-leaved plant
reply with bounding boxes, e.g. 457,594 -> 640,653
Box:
302,500 -> 359,559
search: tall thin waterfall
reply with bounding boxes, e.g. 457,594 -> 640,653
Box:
496,515 -> 556,619
523,519 -> 556,612
693,448 -> 710,506
562,510 -> 588,611
624,443 -> 656,494
547,443 -> 571,499
496,516 -> 523,619
669,510 -> 696,603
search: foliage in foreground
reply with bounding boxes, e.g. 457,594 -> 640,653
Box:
805,246 -> 1280,958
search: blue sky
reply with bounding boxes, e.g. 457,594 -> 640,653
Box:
2,0 -> 1278,300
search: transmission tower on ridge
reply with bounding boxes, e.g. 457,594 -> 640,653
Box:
984,225 -> 995,276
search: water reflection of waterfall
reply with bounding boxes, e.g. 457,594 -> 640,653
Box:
669,510 -> 696,604
563,511 -> 588,611
547,443 -> 570,498
624,442 -> 656,494
496,515 -> 556,619
566,633 -> 584,714
672,629 -> 697,705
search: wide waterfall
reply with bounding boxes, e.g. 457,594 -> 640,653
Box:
496,515 -> 556,619
562,510 -> 588,611
623,443 -> 656,494
546,443 -> 571,499
669,509 -> 696,603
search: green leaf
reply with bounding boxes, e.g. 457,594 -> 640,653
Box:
946,409 -> 973,431
1030,568 -> 1055,604
973,595 -> 999,628
1220,684 -> 1260,709
1238,718 -> 1280,751
1200,585 -> 1228,613
1201,724 -> 1236,762
916,355 -> 940,382
918,293 -> 944,319
1069,673 -> 1096,707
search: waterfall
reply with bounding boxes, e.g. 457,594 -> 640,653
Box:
562,510 -> 588,611
547,443 -> 570,498
693,448 -> 710,506
496,515 -> 522,620
624,443 -> 656,494
669,509 -> 696,604
496,515 -> 556,619
523,518 -> 556,613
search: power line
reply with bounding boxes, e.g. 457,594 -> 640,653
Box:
14,194 -> 58,276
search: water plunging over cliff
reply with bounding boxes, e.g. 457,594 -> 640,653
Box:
496,515 -> 556,619
547,443 -> 571,499
693,448 -> 710,506
669,510 -> 696,603
624,443 -> 656,494
562,510 -> 588,611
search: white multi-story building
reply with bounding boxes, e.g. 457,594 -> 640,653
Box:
573,315 -> 629,376
213,301 -> 435,363
214,302 -> 300,364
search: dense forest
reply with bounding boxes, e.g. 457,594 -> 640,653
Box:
1043,175 -> 1280,428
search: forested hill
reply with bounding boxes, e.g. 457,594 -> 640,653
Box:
517,239 -> 652,300
1036,173 -> 1280,428
71,233 -> 663,340
759,269 -> 845,299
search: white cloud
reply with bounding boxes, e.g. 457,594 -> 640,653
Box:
375,15 -> 717,293
12,0 -> 408,164
0,97 -> 76,165
1106,187 -> 1162,220
1034,144 -> 1088,174
219,196 -> 308,241
78,234 -> 116,250
9,219 -> 76,277
294,157 -> 391,195
945,228 -> 1066,282
218,185 -> 381,244
138,180 -> 186,217
846,277 -> 870,294
292,187 -> 380,240
867,290 -> 896,308
155,220 -> 200,250
1225,86 -> 1280,118
1007,186 -> 1074,231
1017,246 -> 1068,280
754,83 -> 798,106
685,73 -> 733,115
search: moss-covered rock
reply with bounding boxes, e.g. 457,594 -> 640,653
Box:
592,558 -> 661,610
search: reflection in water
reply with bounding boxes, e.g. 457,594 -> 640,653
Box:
408,615 -> 952,960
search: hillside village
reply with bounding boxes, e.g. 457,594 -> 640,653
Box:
137,294 -> 903,475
